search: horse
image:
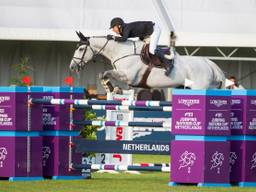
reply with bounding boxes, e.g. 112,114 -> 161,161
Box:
70,32 -> 226,92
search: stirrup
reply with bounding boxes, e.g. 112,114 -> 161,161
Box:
164,47 -> 175,60
164,53 -> 174,60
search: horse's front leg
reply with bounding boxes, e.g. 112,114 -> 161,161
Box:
99,70 -> 129,93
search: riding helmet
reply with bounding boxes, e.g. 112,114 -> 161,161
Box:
110,17 -> 124,28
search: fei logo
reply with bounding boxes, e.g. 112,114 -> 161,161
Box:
210,151 -> 224,174
229,152 -> 237,173
179,151 -> 196,174
0,147 -> 8,168
42,146 -> 51,167
250,152 -> 256,170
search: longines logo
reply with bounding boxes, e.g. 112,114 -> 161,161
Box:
251,100 -> 256,106
178,99 -> 199,107
0,96 -> 10,104
231,99 -> 241,105
210,100 -> 227,107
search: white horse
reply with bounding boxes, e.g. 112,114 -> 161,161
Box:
70,32 -> 225,91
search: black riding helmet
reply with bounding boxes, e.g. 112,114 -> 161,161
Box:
110,17 -> 124,28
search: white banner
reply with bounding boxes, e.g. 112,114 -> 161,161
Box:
2,0 -> 255,46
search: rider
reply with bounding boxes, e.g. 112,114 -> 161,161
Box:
107,17 -> 173,75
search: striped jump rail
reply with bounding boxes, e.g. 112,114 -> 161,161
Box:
74,105 -> 172,112
30,98 -> 172,107
133,163 -> 170,167
72,120 -> 171,128
73,164 -> 170,172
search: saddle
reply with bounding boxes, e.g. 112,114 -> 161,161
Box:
140,44 -> 170,70
134,44 -> 173,89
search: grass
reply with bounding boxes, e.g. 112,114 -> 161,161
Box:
0,155 -> 255,192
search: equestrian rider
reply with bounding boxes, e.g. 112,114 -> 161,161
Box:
107,17 -> 173,75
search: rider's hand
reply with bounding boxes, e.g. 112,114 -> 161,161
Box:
107,35 -> 115,40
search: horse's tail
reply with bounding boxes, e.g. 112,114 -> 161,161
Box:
207,59 -> 226,89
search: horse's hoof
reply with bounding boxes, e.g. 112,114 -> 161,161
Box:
113,87 -> 123,94
101,79 -> 114,93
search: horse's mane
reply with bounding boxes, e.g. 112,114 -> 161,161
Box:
89,36 -> 144,48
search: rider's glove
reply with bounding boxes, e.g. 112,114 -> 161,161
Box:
107,35 -> 115,40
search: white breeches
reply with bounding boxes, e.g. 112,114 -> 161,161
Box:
149,23 -> 161,54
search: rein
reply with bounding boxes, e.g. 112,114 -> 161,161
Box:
112,41 -> 140,67
72,36 -> 153,89
72,36 -> 110,71
76,36 -> 141,70
91,38 -> 110,57
73,36 -> 143,75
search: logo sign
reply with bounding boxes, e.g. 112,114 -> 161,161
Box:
231,99 -> 241,105
0,96 -> 10,104
178,99 -> 199,107
251,152 -> 256,170
113,127 -> 123,162
229,152 -> 237,172
251,100 -> 256,106
210,100 -> 227,107
42,146 -> 51,167
179,151 -> 196,173
0,147 -> 8,168
210,151 -> 224,174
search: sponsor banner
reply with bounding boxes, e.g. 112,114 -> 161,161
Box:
97,90 -> 134,165
74,139 -> 170,155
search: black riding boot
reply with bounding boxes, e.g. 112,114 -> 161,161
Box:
155,49 -> 174,75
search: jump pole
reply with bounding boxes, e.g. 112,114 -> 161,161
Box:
74,105 -> 172,112
73,164 -> 170,172
72,120 -> 171,128
30,98 -> 172,107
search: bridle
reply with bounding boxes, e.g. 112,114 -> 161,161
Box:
71,34 -> 151,88
71,37 -> 110,71
72,42 -> 89,71
72,35 -> 141,72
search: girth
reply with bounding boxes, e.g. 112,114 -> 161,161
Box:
131,67 -> 152,89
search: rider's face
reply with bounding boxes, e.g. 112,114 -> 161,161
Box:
112,25 -> 120,34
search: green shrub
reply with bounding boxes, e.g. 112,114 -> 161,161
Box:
79,110 -> 99,140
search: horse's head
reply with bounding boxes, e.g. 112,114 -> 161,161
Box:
70,31 -> 95,73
